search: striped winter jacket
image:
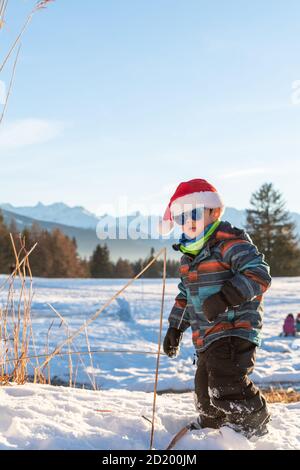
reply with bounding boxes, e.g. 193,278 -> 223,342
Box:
168,221 -> 272,352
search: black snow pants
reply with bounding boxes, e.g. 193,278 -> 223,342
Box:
194,336 -> 269,433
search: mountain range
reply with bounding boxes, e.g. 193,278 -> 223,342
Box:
1,202 -> 300,262
1,202 -> 99,229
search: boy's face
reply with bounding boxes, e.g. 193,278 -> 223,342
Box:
177,207 -> 221,239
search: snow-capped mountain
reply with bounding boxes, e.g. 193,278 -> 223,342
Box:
1,202 -> 300,236
1,203 -> 299,261
0,202 -> 249,231
0,202 -> 100,229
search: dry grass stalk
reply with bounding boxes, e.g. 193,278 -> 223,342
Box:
39,248 -> 167,371
84,323 -> 97,391
46,320 -> 54,384
0,348 -> 159,368
150,248 -> 167,450
0,0 -> 55,74
264,387 -> 300,403
73,356 -> 80,389
0,235 -> 43,386
47,302 -> 96,390
0,245 -> 167,393
0,0 -> 8,29
48,305 -> 73,387
9,234 -> 31,384
0,42 -> 21,127
0,1 -> 55,131
66,325 -> 73,388
22,239 -> 45,384
0,242 -> 38,293
0,44 -> 21,126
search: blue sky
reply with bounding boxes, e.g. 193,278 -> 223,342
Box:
0,0 -> 299,216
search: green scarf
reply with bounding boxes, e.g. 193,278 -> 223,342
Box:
179,220 -> 221,256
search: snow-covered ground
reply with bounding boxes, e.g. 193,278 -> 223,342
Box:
0,384 -> 299,450
1,276 -> 300,391
1,276 -> 300,450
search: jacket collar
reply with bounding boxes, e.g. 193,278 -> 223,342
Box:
173,220 -> 251,266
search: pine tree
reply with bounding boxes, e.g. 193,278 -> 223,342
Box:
131,259 -> 143,277
114,258 -> 134,278
246,183 -> 300,276
90,244 -> 113,278
166,259 -> 180,278
142,247 -> 162,278
0,210 -> 14,274
79,258 -> 91,278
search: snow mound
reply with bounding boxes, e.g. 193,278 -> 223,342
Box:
0,384 -> 299,450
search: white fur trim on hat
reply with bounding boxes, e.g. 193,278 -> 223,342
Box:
170,192 -> 224,216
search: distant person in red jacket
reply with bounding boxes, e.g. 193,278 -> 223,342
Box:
282,314 -> 296,337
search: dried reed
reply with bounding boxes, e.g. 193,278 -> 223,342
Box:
0,0 -> 8,29
0,1 -> 55,129
0,235 -> 41,385
0,0 -> 55,74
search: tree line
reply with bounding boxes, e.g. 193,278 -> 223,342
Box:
1,183 -> 300,278
0,215 -> 179,278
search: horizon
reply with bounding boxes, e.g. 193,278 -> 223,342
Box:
2,200 -> 300,219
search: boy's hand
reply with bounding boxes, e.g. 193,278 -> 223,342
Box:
202,292 -> 229,322
203,282 -> 246,322
163,327 -> 183,358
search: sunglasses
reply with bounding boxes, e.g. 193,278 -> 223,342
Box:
173,207 -> 204,226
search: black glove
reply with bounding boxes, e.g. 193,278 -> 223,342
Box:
202,282 -> 246,323
202,292 -> 229,322
163,327 -> 183,358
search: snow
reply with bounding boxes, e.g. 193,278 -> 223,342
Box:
1,275 -> 300,450
1,276 -> 300,391
0,384 -> 298,450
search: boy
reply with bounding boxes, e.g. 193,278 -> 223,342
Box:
160,179 -> 272,438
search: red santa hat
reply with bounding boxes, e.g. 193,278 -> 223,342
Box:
159,178 -> 225,235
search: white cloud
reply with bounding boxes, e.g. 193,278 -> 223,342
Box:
0,118 -> 65,149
